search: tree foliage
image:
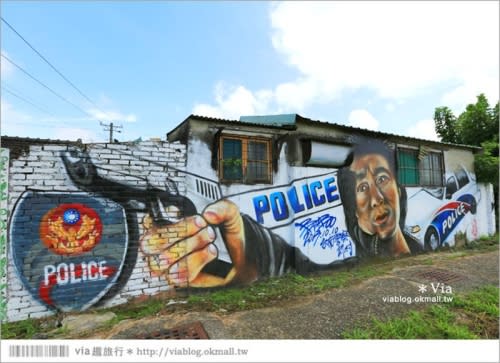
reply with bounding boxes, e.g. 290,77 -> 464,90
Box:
434,106 -> 458,144
457,94 -> 499,146
434,93 -> 499,188
474,140 -> 499,186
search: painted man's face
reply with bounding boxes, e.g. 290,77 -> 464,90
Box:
350,153 -> 400,240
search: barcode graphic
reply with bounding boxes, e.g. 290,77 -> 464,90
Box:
9,345 -> 69,358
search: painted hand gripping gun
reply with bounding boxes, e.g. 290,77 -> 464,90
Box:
60,147 -> 232,279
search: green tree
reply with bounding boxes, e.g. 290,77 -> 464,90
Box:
474,140 -> 499,186
434,106 -> 459,143
434,94 -> 499,147
457,94 -> 499,146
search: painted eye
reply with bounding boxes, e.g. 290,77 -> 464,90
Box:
357,183 -> 369,192
376,175 -> 389,185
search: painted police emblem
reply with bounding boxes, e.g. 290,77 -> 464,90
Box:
40,203 -> 103,255
9,191 -> 128,311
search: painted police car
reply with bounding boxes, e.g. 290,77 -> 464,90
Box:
405,166 -> 480,251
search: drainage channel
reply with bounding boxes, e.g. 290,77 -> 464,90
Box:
134,321 -> 209,339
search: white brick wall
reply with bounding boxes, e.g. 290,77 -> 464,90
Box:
4,141 -> 188,322
0,148 -> 9,321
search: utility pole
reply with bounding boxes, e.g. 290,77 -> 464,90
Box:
100,121 -> 122,143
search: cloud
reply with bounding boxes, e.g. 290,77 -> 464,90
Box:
0,100 -> 32,135
347,109 -> 379,131
87,108 -> 137,123
441,76 -> 500,115
270,1 -> 499,104
192,2 -> 498,128
406,119 -> 439,142
96,94 -> 115,107
193,82 -> 273,119
53,127 -> 99,142
192,103 -> 224,119
1,100 -> 100,142
192,79 -> 324,120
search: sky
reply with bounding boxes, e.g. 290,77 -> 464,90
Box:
1,1 -> 499,143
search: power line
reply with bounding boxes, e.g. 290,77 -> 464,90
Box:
2,17 -> 126,141
1,17 -> 110,118
1,84 -> 55,116
1,83 -> 99,131
1,53 -> 101,120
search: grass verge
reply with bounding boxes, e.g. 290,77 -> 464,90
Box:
1,234 -> 497,339
343,285 -> 499,339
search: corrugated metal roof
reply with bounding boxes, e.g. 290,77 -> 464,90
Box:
187,114 -> 293,129
295,114 -> 481,150
239,114 -> 297,126
169,114 -> 480,151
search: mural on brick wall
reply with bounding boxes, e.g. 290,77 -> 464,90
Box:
142,139 -> 422,288
10,191 -> 128,311
7,142 -> 189,316
149,137 -> 485,289
59,146 -> 196,290
0,148 -> 9,320
5,136 -> 490,320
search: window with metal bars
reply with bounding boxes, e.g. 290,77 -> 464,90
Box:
397,147 -> 444,187
219,136 -> 272,184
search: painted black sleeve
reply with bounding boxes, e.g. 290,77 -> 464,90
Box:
241,214 -> 296,278
241,214 -> 351,278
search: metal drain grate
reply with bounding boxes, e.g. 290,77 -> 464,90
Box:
414,268 -> 465,283
135,321 -> 209,339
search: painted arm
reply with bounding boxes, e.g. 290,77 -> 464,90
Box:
240,214 -> 296,279
140,199 -> 304,287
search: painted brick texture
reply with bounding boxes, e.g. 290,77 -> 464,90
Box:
4,140 -> 188,322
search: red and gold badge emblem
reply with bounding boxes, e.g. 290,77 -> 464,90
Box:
40,203 -> 102,255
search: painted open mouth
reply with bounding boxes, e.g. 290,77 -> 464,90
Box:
374,211 -> 389,226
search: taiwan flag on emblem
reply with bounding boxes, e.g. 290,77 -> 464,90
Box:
9,191 -> 128,311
